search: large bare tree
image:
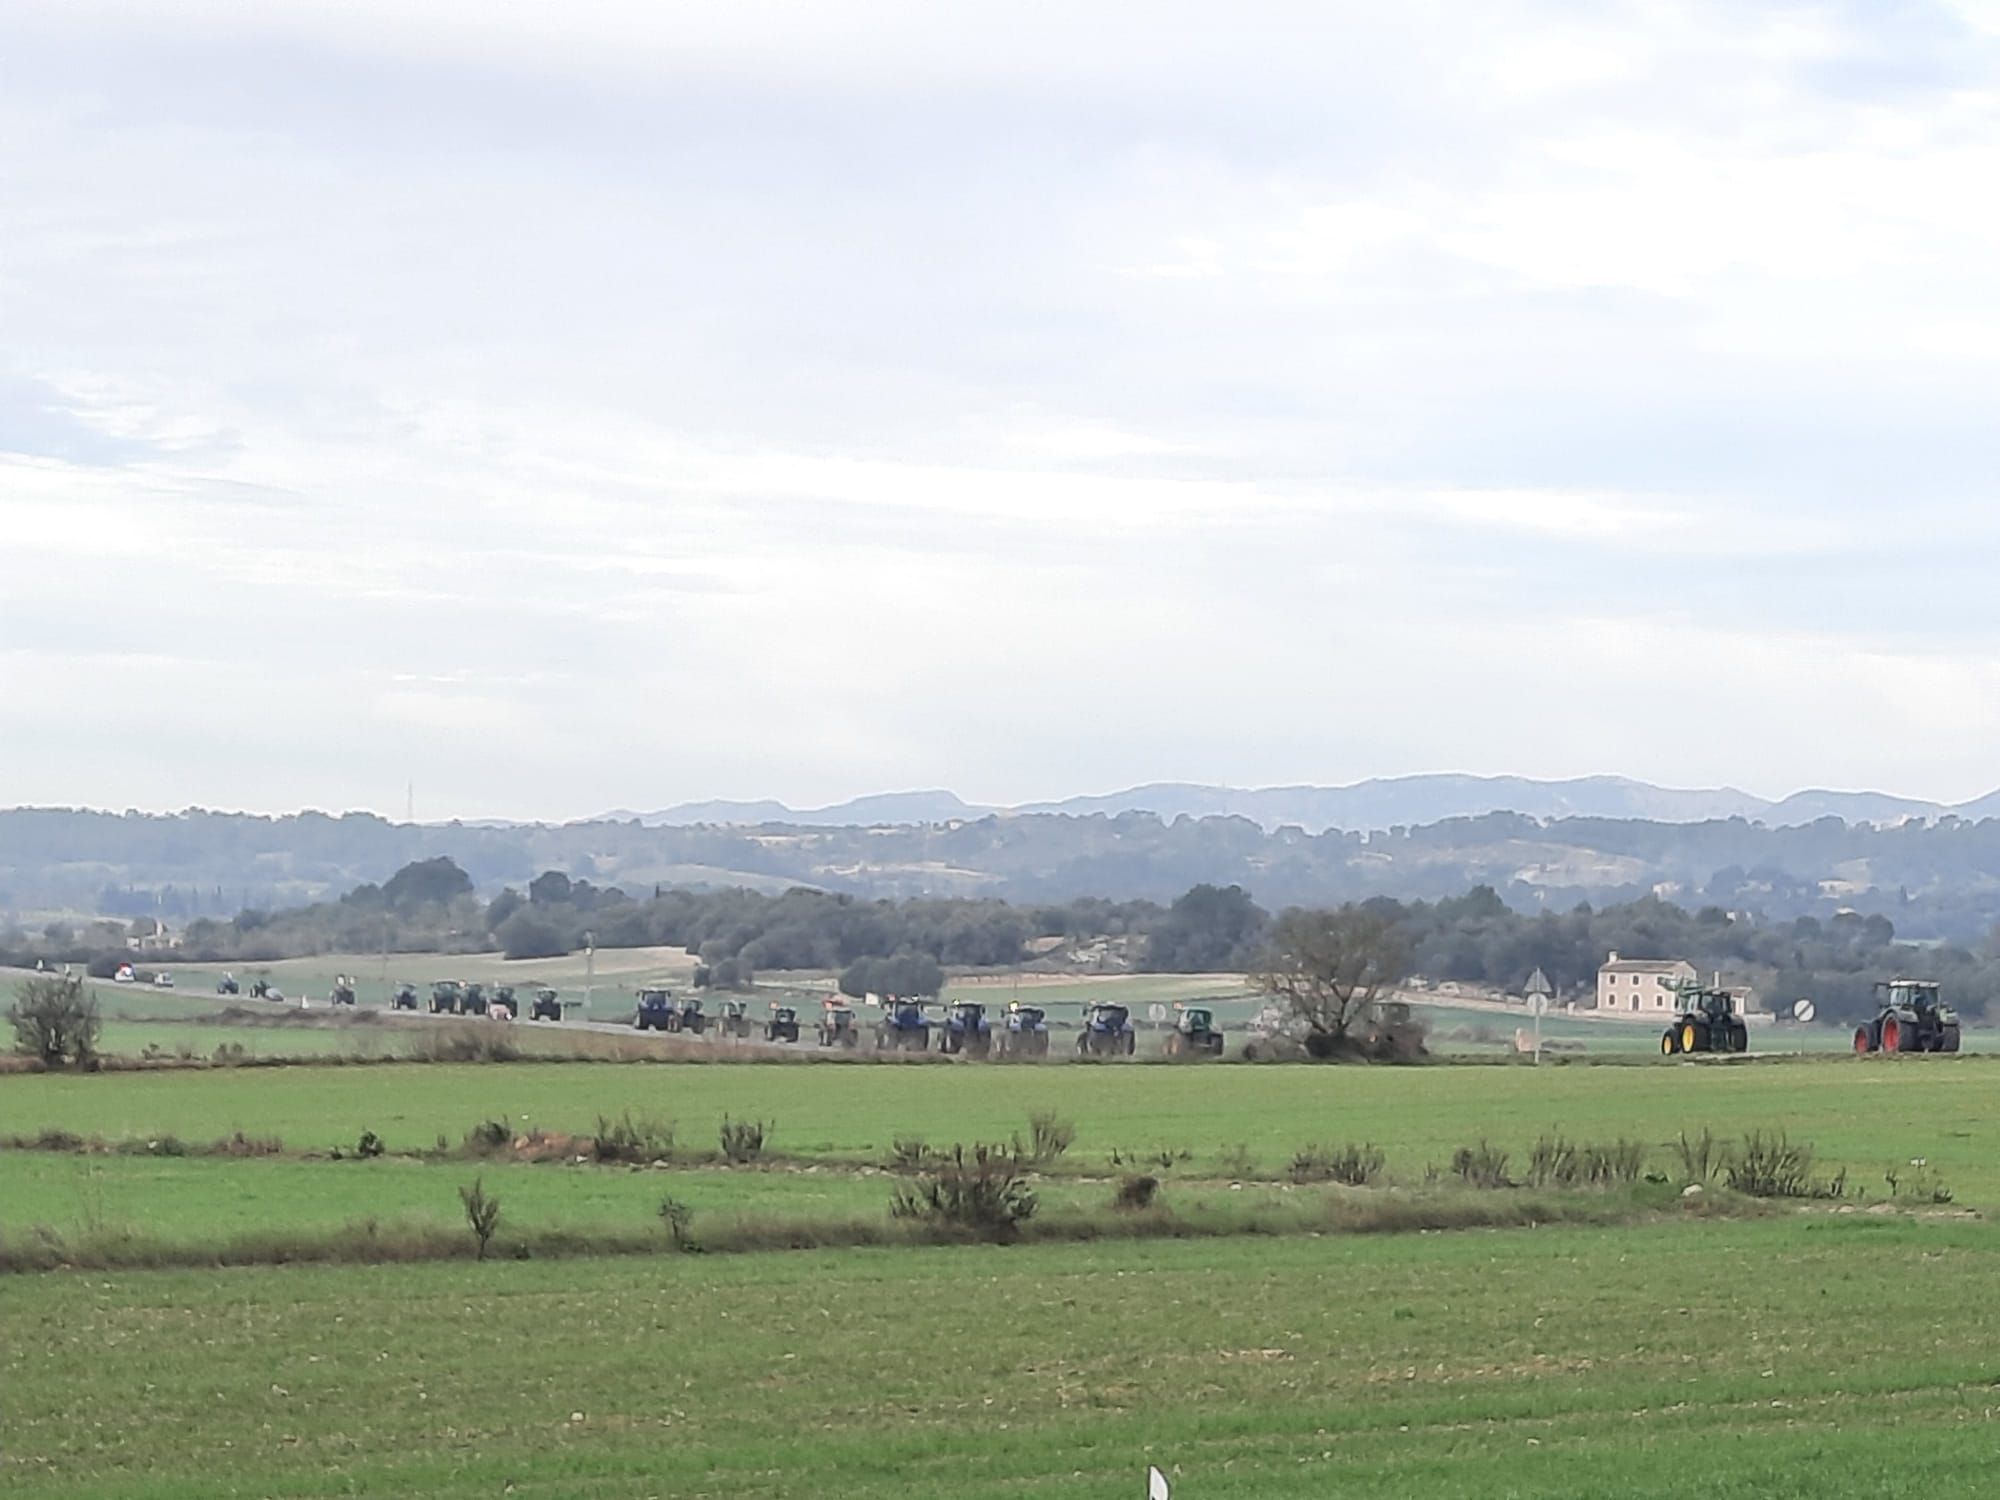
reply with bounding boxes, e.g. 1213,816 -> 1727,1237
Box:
8,974 -> 100,1068
1250,906 -> 1411,1058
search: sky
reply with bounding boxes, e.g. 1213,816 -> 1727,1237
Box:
6,0 -> 2000,821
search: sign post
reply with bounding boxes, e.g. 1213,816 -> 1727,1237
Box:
1793,997 -> 1815,1057
1523,967 -> 1555,1066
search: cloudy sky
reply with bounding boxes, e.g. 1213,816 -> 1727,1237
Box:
6,1 -> 2000,821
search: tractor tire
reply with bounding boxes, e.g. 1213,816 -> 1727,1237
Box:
1661,1029 -> 1679,1056
1680,1021 -> 1704,1054
1853,1024 -> 1875,1054
1123,1032 -> 1136,1056
1729,1022 -> 1749,1054
1883,1014 -> 1909,1053
1164,1032 -> 1184,1058
1943,1024 -> 1962,1053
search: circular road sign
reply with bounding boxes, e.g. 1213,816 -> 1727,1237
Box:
1792,998 -> 1816,1023
1147,1003 -> 1169,1023
1526,993 -> 1549,1017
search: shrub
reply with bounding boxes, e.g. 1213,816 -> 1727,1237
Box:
887,1136 -> 932,1173
459,1177 -> 502,1260
1525,1135 -> 1647,1189
1021,1111 -> 1075,1165
1725,1132 -> 1844,1199
216,1130 -> 282,1158
593,1112 -> 675,1163
1113,1175 -> 1160,1211
1290,1142 -> 1385,1186
1884,1160 -> 1954,1205
719,1116 -> 768,1164
7,975 -> 99,1068
1214,1143 -> 1258,1178
355,1130 -> 385,1160
1674,1127 -> 1727,1184
1451,1141 -> 1512,1189
464,1120 -> 511,1155
211,1042 -> 247,1065
659,1196 -> 697,1251
890,1144 -> 1038,1240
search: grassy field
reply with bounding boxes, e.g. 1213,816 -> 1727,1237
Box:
4,1055 -> 1994,1200
8,1215 -> 2000,1498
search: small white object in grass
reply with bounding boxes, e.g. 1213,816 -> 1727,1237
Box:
1148,1464 -> 1171,1499
1682,1184 -> 1704,1199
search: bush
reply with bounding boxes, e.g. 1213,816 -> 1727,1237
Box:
1214,1143 -> 1258,1178
1673,1127 -> 1727,1185
1113,1175 -> 1159,1211
355,1130 -> 385,1160
1020,1111 -> 1075,1165
459,1177 -> 502,1260
1290,1142 -> 1385,1186
659,1195 -> 697,1251
1525,1135 -> 1646,1189
719,1116 -> 768,1164
8,975 -> 100,1068
215,1130 -> 282,1158
1451,1141 -> 1512,1189
1884,1160 -> 1954,1205
890,1144 -> 1038,1240
1725,1132 -> 1844,1199
593,1112 -> 675,1163
887,1136 -> 932,1173
464,1120 -> 511,1155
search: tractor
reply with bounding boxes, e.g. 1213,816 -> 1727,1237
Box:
766,1004 -> 801,1043
1077,1002 -> 1136,1057
716,998 -> 753,1039
819,1000 -> 860,1048
998,1002 -> 1050,1057
670,995 -> 708,1035
938,1000 -> 992,1057
391,983 -> 419,1011
250,978 -> 284,1003
875,997 -> 931,1052
633,988 -> 674,1032
216,973 -> 240,996
462,982 -> 488,1015
1855,978 -> 1961,1054
429,980 -> 464,1016
1163,1004 -> 1225,1058
1659,980 -> 1748,1056
528,986 -> 563,1022
329,976 -> 357,1007
489,985 -> 520,1019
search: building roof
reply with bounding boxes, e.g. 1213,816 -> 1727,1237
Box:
1599,957 -> 1694,974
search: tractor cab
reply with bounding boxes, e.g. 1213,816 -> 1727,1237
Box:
1165,1004 -> 1225,1057
329,976 -> 357,1006
1000,1002 -> 1051,1056
875,997 -> 931,1052
1857,978 -> 1959,1054
217,973 -> 240,996
1660,979 -> 1747,1055
766,1004 -> 801,1043
939,1000 -> 991,1056
819,1000 -> 860,1047
430,980 -> 463,1014
462,982 -> 487,1013
672,994 -> 708,1035
392,983 -> 419,1010
490,985 -> 519,1018
1078,1002 -> 1136,1057
634,987 -> 674,1031
529,986 -> 562,1021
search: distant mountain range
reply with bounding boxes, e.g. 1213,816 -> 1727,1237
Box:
606,774 -> 1988,834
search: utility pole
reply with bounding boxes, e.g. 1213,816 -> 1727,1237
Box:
583,931 -> 595,1017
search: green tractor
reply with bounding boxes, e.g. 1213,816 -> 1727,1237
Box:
766,1004 -> 801,1043
429,980 -> 464,1015
1660,979 -> 1749,1056
1162,1003 -> 1225,1058
528,986 -> 563,1022
489,985 -> 520,1019
391,983 -> 419,1011
462,982 -> 488,1016
716,998 -> 753,1039
329,975 -> 357,1007
1855,978 -> 1960,1054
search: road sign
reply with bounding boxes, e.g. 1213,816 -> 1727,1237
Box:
1792,998 -> 1816,1023
1147,1003 -> 1169,1023
1526,993 -> 1549,1017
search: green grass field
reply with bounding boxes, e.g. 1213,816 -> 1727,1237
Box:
5,1055 -> 1994,1199
10,1216 -> 2000,1498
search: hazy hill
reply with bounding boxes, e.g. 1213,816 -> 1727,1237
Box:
625,775 -> 1965,834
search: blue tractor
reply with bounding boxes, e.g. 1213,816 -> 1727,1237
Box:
875,997 -> 931,1052
999,1002 -> 1050,1057
1077,1001 -> 1136,1057
938,1000 -> 992,1057
528,986 -> 563,1022
391,983 -> 418,1011
633,987 -> 675,1031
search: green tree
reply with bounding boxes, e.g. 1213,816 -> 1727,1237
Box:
8,974 -> 100,1067
381,857 -> 473,914
496,908 -> 570,961
1145,883 -> 1267,972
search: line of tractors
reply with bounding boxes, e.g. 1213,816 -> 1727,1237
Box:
632,991 -> 1229,1059
1657,976 -> 1961,1057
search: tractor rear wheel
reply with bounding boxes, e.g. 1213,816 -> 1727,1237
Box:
1661,1029 -> 1679,1056
1883,1014 -> 1906,1053
1681,1022 -> 1703,1054
1943,1024 -> 1962,1054
1853,1024 -> 1874,1054
1729,1022 -> 1748,1053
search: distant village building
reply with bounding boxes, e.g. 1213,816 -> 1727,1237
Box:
1595,951 -> 1697,1013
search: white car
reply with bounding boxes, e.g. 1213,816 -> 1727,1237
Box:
153,972 -> 175,989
